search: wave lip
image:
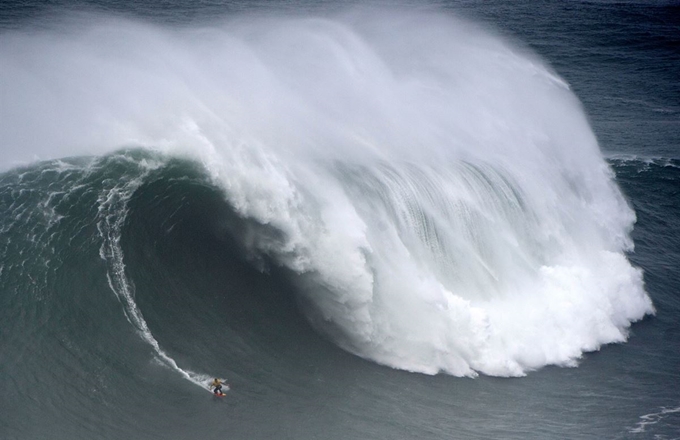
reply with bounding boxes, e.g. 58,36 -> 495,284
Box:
0,9 -> 654,376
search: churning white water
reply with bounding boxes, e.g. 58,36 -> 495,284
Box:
0,9 -> 654,376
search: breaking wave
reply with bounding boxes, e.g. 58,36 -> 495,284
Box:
0,9 -> 654,377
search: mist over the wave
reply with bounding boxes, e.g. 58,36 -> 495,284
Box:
0,9 -> 654,376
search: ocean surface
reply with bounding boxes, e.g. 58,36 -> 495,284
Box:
1,1 -> 678,439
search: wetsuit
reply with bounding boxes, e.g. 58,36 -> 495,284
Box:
211,380 -> 223,395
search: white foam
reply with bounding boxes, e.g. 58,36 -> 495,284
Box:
629,406 -> 680,434
0,9 -> 655,376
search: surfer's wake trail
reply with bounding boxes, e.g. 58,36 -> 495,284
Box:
0,9 -> 654,380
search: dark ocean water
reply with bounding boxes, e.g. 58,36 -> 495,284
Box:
1,1 -> 679,439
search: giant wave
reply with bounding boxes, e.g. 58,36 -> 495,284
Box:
0,9 -> 654,378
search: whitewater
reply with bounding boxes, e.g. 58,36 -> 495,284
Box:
0,9 -> 654,378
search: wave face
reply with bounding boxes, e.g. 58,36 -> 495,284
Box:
0,10 -> 654,376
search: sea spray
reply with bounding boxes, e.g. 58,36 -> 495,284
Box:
0,9 -> 654,376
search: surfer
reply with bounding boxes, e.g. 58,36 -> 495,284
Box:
210,378 -> 225,396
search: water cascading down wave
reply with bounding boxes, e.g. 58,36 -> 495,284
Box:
0,9 -> 654,377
